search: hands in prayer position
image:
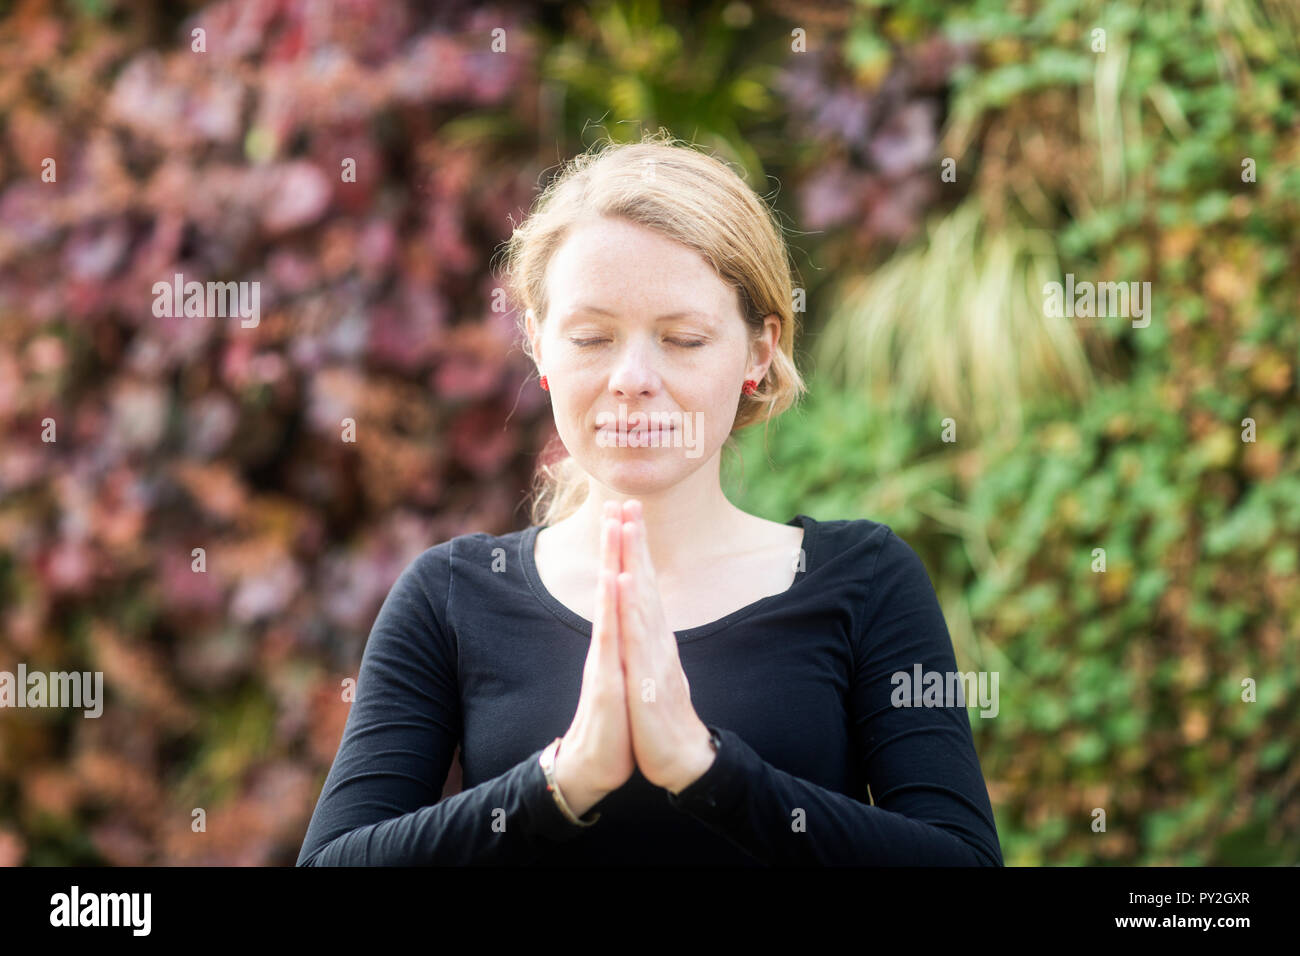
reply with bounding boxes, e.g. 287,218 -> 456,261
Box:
554,500 -> 717,817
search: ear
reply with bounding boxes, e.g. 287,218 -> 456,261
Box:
525,307 -> 544,370
745,313 -> 781,383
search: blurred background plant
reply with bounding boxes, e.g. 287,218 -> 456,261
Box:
0,0 -> 1294,865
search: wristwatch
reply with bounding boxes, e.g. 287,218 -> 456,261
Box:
539,737 -> 600,827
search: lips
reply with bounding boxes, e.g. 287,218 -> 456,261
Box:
594,420 -> 676,433
596,424 -> 675,433
595,422 -> 677,446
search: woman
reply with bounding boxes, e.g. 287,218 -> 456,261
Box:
296,132 -> 1003,866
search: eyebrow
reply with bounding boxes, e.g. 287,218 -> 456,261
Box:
565,305 -> 714,322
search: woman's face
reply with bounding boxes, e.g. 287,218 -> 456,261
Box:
528,216 -> 777,498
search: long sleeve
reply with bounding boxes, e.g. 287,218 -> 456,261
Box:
296,545 -> 591,866
666,529 -> 1004,866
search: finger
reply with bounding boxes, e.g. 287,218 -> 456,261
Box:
602,501 -> 619,578
597,518 -> 622,644
609,568 -> 631,678
636,510 -> 657,587
620,513 -> 637,584
597,568 -> 619,661
628,515 -> 681,672
603,515 -> 623,577
624,501 -> 642,559
616,573 -> 640,699
589,565 -> 610,660
620,503 -> 647,586
616,572 -> 642,676
619,500 -> 655,583
625,528 -> 654,641
620,514 -> 657,622
618,571 -> 645,661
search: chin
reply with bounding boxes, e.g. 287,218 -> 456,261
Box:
583,454 -> 695,495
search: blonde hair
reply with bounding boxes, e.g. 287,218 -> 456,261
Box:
496,130 -> 807,527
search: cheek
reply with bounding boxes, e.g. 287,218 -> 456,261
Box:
549,348 -> 606,386
680,385 -> 738,451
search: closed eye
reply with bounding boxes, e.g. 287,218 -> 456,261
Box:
569,338 -> 705,348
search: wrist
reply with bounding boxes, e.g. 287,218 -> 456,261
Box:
665,725 -> 719,796
551,740 -> 605,820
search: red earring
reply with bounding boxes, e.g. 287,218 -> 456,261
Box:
540,375 -> 549,391
742,379 -> 758,396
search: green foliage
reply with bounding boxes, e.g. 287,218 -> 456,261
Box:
815,201 -> 1093,440
542,0 -> 783,180
730,0 -> 1300,865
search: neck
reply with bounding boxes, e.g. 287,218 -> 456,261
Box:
559,455 -> 750,579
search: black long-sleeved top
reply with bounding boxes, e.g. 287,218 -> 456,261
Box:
296,515 -> 1003,866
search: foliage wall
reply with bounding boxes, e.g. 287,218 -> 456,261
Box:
729,0 -> 1300,865
0,0 -> 1295,865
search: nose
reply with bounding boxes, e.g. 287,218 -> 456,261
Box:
606,339 -> 661,398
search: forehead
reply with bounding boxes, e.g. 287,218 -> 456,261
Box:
545,217 -> 738,318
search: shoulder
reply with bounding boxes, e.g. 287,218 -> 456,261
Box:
405,528 -> 527,572
813,519 -> 951,657
807,516 -> 940,608
808,516 -> 911,570
373,528 -> 532,650
393,527 -> 531,596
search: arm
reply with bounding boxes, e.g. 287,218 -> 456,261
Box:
666,528 -> 1004,866
296,544 -> 592,866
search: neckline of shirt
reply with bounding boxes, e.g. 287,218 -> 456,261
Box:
518,514 -> 821,644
